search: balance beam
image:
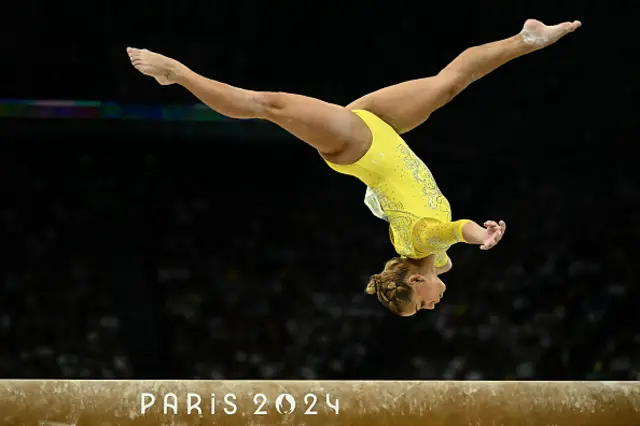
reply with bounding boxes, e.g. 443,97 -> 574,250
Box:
1,380 -> 638,425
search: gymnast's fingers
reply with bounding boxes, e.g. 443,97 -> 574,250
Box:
480,237 -> 493,250
484,220 -> 498,228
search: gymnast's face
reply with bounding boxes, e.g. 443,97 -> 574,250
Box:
402,274 -> 446,316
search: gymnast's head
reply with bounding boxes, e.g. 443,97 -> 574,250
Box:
365,257 -> 446,316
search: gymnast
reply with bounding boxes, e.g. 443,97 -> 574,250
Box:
127,18 -> 581,316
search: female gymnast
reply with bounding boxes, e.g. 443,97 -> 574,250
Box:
127,19 -> 581,316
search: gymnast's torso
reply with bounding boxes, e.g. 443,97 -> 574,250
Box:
325,109 -> 470,267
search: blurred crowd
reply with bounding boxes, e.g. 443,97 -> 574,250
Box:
0,136 -> 637,381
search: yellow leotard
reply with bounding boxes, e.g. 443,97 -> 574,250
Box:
326,109 -> 471,267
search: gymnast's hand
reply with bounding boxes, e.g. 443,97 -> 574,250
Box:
480,220 -> 506,250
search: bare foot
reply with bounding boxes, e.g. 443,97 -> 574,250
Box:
520,19 -> 582,49
126,47 -> 185,85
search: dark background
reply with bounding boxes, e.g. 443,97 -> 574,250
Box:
0,0 -> 638,380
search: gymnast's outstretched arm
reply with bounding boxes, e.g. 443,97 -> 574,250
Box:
347,19 -> 581,134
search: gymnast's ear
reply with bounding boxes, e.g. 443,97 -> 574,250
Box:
406,274 -> 426,285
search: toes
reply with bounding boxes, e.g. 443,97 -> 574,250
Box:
564,20 -> 582,32
126,47 -> 143,61
127,47 -> 144,67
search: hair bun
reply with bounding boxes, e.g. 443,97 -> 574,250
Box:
365,275 -> 380,295
365,282 -> 377,295
367,257 -> 412,315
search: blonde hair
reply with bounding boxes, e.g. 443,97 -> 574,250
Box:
365,257 -> 413,315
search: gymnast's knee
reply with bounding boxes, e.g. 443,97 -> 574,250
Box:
436,70 -> 471,102
253,91 -> 290,118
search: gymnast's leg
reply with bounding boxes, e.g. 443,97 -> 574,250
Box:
126,48 -> 371,164
347,19 -> 582,134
